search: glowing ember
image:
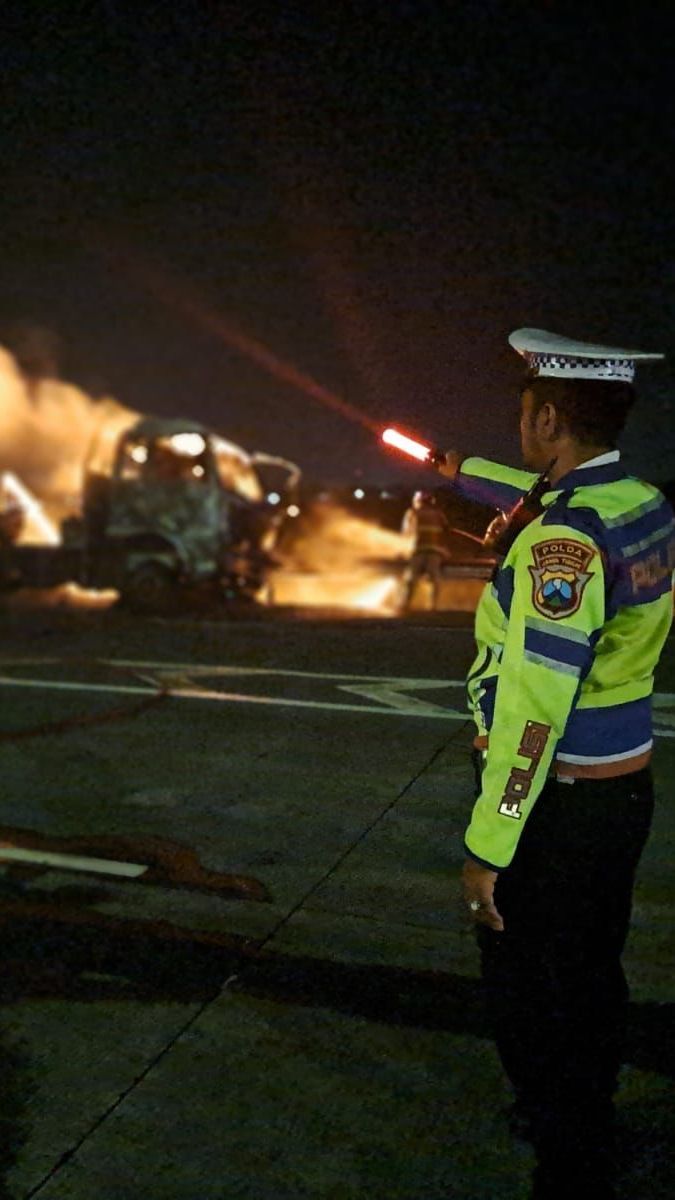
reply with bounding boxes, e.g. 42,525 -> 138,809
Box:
6,583 -> 119,611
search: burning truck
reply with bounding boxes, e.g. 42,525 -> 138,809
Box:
0,415 -> 300,613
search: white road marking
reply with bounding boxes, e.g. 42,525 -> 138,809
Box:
0,671 -> 468,720
107,660 -> 468,686
0,666 -> 468,721
0,660 -> 673,733
337,679 -> 452,715
171,684 -> 470,719
0,845 -> 148,877
0,678 -> 155,697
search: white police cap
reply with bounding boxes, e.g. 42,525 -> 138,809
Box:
509,328 -> 665,383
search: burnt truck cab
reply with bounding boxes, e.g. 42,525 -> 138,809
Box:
72,416 -> 290,612
0,415 -> 299,612
77,419 -> 216,607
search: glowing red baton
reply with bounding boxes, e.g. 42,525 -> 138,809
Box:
381,427 -> 445,468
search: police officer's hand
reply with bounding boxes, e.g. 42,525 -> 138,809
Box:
462,859 -> 504,932
437,450 -> 462,479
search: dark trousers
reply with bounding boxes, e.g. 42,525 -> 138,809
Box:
476,768 -> 654,1195
402,550 -> 444,610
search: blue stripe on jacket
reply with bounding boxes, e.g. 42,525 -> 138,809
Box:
493,565 -> 514,618
556,696 -> 652,761
523,620 -> 593,675
476,676 -> 498,732
453,473 -> 526,512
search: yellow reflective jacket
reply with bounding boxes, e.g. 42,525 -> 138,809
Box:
402,506 -> 449,552
454,455 -> 675,870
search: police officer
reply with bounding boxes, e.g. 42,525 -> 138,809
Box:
400,489 -> 450,611
440,329 -> 674,1199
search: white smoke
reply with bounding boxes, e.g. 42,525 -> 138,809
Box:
0,342 -> 413,614
0,345 -> 138,527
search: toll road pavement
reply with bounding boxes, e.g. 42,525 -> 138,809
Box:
0,608 -> 673,1198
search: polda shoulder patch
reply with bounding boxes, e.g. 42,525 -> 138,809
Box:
529,538 -> 595,620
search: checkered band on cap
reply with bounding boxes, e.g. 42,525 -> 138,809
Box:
528,353 -> 636,382
509,328 -> 665,384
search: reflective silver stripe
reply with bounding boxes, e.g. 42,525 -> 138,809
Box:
556,739 -> 653,765
604,493 -> 664,528
621,521 -> 675,558
525,615 -> 590,645
523,649 -> 581,677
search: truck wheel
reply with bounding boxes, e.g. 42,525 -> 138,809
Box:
121,563 -> 176,615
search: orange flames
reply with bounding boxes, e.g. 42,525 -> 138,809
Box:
0,345 -> 138,535
0,343 -> 412,615
273,504 -> 408,613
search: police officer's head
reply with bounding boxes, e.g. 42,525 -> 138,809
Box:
412,490 -> 435,510
509,328 -> 664,474
520,376 -> 636,471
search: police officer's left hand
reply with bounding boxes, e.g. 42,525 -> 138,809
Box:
437,450 -> 462,479
462,859 -> 504,931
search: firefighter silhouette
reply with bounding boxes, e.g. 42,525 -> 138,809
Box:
400,491 -> 451,611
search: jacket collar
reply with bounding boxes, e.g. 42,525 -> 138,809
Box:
542,456 -> 627,502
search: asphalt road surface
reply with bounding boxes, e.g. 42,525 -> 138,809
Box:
1,600 -> 674,1199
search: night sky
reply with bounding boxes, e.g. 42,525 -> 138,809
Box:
2,3 -> 675,486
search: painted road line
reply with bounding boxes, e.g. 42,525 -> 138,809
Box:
0,669 -> 673,733
128,666 -> 456,717
0,672 -> 467,720
337,679 -> 452,715
152,683 -> 470,720
148,680 -> 675,735
0,677 -> 156,697
102,663 -> 675,733
108,660 -> 468,687
0,845 -> 148,877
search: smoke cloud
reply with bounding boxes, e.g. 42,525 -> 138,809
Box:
0,345 -> 138,527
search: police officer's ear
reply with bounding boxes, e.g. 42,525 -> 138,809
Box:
533,401 -> 562,443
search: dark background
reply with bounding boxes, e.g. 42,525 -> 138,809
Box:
1,2 -> 674,487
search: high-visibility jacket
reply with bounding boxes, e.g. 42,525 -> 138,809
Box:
402,506 -> 449,552
453,454 -> 675,871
